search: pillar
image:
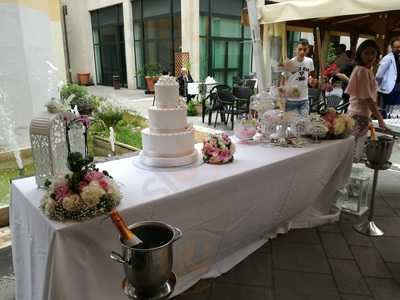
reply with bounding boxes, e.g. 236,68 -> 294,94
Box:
180,0 -> 200,81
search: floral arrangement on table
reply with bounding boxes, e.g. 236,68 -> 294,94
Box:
321,108 -> 355,138
202,133 -> 235,164
41,152 -> 121,221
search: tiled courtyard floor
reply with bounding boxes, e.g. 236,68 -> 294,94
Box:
173,168 -> 400,300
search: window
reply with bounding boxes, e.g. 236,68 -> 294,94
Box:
91,4 -> 127,86
199,0 -> 252,85
132,0 -> 181,89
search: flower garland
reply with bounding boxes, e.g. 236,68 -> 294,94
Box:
202,133 -> 235,164
41,152 -> 121,221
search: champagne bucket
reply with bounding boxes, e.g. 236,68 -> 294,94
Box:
366,135 -> 394,167
110,221 -> 182,295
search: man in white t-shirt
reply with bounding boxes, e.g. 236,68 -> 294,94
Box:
282,39 -> 315,116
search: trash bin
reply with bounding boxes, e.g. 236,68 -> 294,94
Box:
113,75 -> 121,90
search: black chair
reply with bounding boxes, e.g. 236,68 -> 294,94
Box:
244,79 -> 257,90
308,88 -> 322,113
320,94 -> 349,114
233,86 -> 253,101
202,84 -> 229,125
232,76 -> 243,87
214,86 -> 250,129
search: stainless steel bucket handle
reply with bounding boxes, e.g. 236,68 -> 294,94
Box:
172,227 -> 183,242
110,251 -> 128,264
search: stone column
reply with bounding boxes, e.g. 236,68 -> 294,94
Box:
123,0 -> 136,89
180,0 -> 200,81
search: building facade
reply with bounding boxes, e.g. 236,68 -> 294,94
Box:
62,0 -> 253,89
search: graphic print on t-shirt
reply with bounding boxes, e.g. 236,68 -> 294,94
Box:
286,57 -> 314,101
291,66 -> 310,82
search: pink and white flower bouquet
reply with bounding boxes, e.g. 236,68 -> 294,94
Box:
202,133 -> 235,165
41,152 -> 121,221
322,108 -> 355,138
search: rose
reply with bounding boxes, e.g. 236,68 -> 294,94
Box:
54,184 -> 71,201
80,181 -> 105,208
98,179 -> 108,190
84,171 -> 105,182
62,194 -> 82,211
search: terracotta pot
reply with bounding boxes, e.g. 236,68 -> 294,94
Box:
77,73 -> 90,85
145,76 -> 159,93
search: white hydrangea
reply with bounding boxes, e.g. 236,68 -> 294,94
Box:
230,142 -> 236,155
107,180 -> 122,201
45,198 -> 56,216
62,194 -> 82,211
80,181 -> 105,208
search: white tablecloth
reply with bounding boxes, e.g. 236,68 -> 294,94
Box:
11,138 -> 354,300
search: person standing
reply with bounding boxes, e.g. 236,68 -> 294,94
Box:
282,39 -> 315,116
345,40 -> 387,161
334,44 -> 351,69
376,37 -> 400,116
177,67 -> 194,102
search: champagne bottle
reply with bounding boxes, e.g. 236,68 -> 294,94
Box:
109,210 -> 143,247
369,124 -> 377,142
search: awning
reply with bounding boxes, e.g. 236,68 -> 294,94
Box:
260,0 -> 400,24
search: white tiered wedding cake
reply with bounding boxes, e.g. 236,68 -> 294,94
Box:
140,76 -> 198,167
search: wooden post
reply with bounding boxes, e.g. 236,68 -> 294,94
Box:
350,32 -> 359,57
316,27 -> 324,81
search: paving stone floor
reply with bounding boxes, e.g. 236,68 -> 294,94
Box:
173,169 -> 400,300
1,148 -> 399,299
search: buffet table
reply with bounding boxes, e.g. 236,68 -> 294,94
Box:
11,138 -> 353,300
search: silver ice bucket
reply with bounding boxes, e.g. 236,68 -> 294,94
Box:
366,135 -> 394,167
110,221 -> 182,296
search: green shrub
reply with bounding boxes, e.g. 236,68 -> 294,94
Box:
326,43 -> 337,65
137,63 -> 162,77
95,102 -> 124,128
187,101 -> 197,116
60,84 -> 88,102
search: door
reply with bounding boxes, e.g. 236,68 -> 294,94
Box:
91,5 -> 127,87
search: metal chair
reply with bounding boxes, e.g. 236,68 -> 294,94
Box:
308,88 -> 322,113
202,84 -> 229,125
214,86 -> 249,129
320,94 -> 349,114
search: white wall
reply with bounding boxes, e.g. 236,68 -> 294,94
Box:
0,2 -> 65,132
62,0 -> 136,88
62,0 -> 95,84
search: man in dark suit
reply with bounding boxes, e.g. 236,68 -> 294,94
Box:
177,67 -> 194,102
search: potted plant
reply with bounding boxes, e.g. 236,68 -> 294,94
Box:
77,73 -> 91,85
187,101 -> 198,116
137,63 -> 162,93
60,84 -> 98,115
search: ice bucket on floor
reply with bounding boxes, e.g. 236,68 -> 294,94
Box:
365,135 -> 394,167
110,221 -> 182,296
